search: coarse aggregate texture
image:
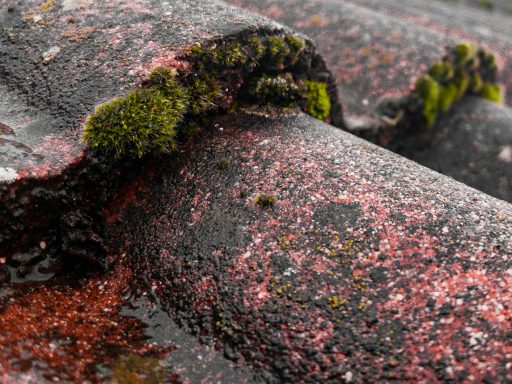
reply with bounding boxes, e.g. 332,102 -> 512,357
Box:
101,112 -> 512,383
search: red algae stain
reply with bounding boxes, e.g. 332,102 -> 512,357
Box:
103,160 -> 159,224
0,265 -> 167,383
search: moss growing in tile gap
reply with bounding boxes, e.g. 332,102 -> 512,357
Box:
378,42 -> 503,129
248,73 -> 306,108
304,80 -> 331,121
83,32 -> 334,159
82,88 -> 186,159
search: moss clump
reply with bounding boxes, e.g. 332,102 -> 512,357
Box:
190,42 -> 247,69
305,80 -> 331,120
186,75 -> 222,114
83,33 -> 327,159
452,69 -> 469,100
217,158 -> 230,170
480,83 -> 503,103
250,73 -> 306,107
390,42 -> 503,129
470,73 -> 483,93
479,0 -> 493,10
454,42 -> 477,66
265,36 -> 291,64
415,75 -> 440,127
146,66 -> 178,95
438,83 -> 459,112
480,51 -> 497,70
285,35 -> 306,65
255,194 -> 276,208
82,87 -> 186,158
428,61 -> 453,83
111,354 -> 167,384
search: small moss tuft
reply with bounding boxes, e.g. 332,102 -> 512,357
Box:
438,83 -> 458,112
478,49 -> 498,70
189,42 -> 248,69
469,73 -> 483,93
255,194 -> 276,208
147,67 -> 177,94
285,35 -> 306,65
305,80 -> 331,120
265,36 -> 290,64
454,42 -> 477,65
428,61 -> 453,83
83,87 -> 187,158
186,75 -> 222,115
452,69 -> 469,100
415,75 -> 440,127
217,158 -> 230,170
480,83 -> 503,103
250,73 -> 306,108
245,37 -> 265,67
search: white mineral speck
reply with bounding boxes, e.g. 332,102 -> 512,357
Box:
0,167 -> 17,184
42,46 -> 61,64
498,146 -> 512,163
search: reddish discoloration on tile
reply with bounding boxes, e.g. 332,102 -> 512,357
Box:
0,265 -> 167,383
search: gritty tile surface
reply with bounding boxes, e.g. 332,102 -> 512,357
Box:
105,112 -> 512,383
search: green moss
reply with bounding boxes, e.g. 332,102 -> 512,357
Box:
189,42 -> 248,69
265,36 -> 290,64
479,0 -> 493,10
480,83 -> 503,103
217,158 -> 230,170
250,73 -> 305,107
415,75 -> 440,127
147,67 -> 177,94
481,52 -> 497,70
379,42 -> 501,132
189,35 -> 305,71
186,75 -> 222,114
255,194 -> 276,208
428,61 -> 453,83
111,354 -> 167,384
285,35 -> 306,65
245,37 -> 265,67
470,73 -> 483,93
305,80 -> 331,120
438,83 -> 458,112
454,42 -> 477,66
83,34 -> 320,158
83,87 -> 186,158
452,69 -> 469,100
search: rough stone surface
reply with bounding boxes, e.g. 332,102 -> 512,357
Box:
399,96 -> 512,202
103,112 -> 512,383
